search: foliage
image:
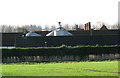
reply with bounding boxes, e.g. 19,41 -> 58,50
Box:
2,45 -> 120,58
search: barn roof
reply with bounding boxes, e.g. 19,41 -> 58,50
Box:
25,31 -> 41,36
46,27 -> 72,36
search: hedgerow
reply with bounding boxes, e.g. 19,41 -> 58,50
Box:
2,45 -> 120,58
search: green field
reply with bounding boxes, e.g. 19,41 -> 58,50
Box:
2,61 -> 119,76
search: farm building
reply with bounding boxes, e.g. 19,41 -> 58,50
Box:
25,31 -> 41,37
46,22 -> 72,36
1,22 -> 120,47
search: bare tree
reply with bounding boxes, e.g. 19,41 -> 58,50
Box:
111,24 -> 120,29
37,25 -> 42,30
51,25 -> 56,30
0,25 -> 5,32
79,23 -> 84,29
45,25 -> 49,31
63,24 -> 70,30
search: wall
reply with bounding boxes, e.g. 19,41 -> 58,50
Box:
1,33 -> 23,46
1,30 -> 120,46
15,35 -> 120,47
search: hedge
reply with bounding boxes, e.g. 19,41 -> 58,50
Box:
1,45 -> 120,58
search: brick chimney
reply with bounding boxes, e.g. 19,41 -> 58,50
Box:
84,22 -> 91,30
84,24 -> 87,30
88,22 -> 91,30
87,23 -> 89,30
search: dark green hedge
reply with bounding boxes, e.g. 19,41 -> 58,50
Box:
2,45 -> 120,58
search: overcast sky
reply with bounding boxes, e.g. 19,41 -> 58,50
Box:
0,0 -> 119,27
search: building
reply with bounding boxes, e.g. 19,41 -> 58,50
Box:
25,31 -> 41,37
46,22 -> 72,36
100,25 -> 108,30
1,22 -> 120,47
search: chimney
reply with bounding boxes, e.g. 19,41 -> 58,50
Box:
84,24 -> 87,30
84,22 -> 91,30
86,23 -> 89,30
88,22 -> 91,30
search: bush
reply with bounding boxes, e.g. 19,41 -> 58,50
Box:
1,45 -> 120,58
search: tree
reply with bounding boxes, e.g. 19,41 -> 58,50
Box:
63,24 -> 70,30
111,24 -> 120,29
51,25 -> 56,30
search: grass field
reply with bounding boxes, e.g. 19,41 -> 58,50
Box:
2,61 -> 118,76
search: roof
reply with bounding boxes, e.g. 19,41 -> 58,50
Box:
26,31 -> 41,36
100,25 -> 108,30
46,27 -> 72,36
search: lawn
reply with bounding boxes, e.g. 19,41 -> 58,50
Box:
2,61 -> 118,76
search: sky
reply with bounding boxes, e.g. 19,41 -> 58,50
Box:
0,0 -> 119,28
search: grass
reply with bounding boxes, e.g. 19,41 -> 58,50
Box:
2,61 -> 119,76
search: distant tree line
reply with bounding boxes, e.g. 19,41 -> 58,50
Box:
0,24 -> 119,33
0,25 -> 42,33
0,24 -> 82,33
